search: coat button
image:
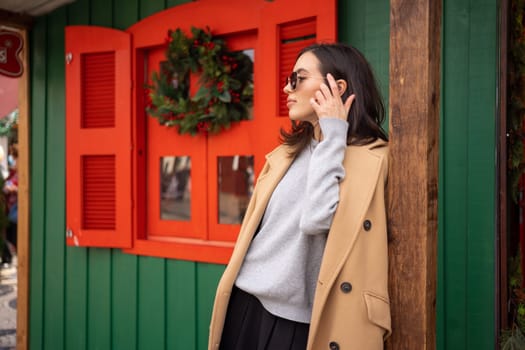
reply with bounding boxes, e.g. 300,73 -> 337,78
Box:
363,219 -> 372,231
340,282 -> 352,293
329,341 -> 340,350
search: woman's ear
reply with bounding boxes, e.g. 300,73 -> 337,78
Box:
336,79 -> 348,97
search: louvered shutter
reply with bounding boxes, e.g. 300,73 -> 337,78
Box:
258,0 -> 337,119
278,19 -> 317,116
65,26 -> 132,247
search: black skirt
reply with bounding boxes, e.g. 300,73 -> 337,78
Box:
219,285 -> 309,350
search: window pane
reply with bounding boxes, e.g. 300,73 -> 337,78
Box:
218,155 -> 254,224
241,49 -> 254,120
160,156 -> 191,221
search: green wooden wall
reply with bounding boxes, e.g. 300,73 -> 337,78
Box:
29,0 -> 497,349
339,0 -> 390,126
29,1 -> 224,349
438,0 -> 497,348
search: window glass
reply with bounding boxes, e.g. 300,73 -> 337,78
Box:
160,156 -> 191,221
217,155 -> 254,224
237,48 -> 254,120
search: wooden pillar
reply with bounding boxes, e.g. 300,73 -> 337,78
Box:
0,13 -> 32,350
387,0 -> 441,349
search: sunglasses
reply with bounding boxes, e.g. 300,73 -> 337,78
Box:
286,71 -> 301,90
286,71 -> 327,91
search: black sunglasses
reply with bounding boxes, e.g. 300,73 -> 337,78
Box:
287,71 -> 300,90
286,71 -> 328,91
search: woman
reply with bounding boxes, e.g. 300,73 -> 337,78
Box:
209,43 -> 391,350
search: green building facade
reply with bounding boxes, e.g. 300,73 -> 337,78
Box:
28,0 -> 497,348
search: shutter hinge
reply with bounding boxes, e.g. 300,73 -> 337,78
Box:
66,228 -> 80,246
65,52 -> 73,64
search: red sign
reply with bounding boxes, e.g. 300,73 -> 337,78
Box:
0,31 -> 23,78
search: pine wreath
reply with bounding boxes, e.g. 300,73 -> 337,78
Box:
145,27 -> 254,135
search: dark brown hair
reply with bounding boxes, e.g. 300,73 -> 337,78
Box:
280,43 -> 388,156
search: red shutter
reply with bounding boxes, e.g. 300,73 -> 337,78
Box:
259,0 -> 337,121
65,26 -> 132,248
278,19 -> 317,116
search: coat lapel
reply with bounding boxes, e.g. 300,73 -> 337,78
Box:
254,145 -> 295,217
226,145 -> 294,270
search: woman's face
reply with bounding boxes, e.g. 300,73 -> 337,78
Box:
283,51 -> 325,124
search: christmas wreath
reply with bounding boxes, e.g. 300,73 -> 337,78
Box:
145,27 -> 254,135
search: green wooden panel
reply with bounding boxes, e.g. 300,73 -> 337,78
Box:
87,249 -> 112,350
64,0 -> 89,349
63,3 -> 90,349
114,0 -> 138,29
167,260 -> 197,349
65,248 -> 88,350
91,0 -> 113,26
139,0 -> 164,20
196,263 -> 225,350
338,0 -> 389,131
137,257 -> 166,350
29,16 -> 48,350
43,7 -> 67,350
111,250 -> 138,350
66,0 -> 90,25
362,0 -> 390,98
438,0 -> 497,349
339,0 -> 364,47
465,0 -> 496,348
167,0 -> 193,9
440,0 -> 470,347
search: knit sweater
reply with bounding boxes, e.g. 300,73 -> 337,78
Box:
234,117 -> 349,323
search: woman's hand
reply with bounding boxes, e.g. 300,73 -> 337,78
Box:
310,73 -> 355,121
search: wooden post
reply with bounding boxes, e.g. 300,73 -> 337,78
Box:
0,13 -> 32,350
387,0 -> 441,349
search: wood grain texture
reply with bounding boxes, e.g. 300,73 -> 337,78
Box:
387,0 -> 441,349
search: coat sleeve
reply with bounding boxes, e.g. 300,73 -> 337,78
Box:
300,118 -> 348,235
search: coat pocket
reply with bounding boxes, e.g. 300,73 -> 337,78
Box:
363,290 -> 392,339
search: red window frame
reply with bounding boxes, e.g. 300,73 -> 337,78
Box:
145,46 -> 208,241
65,0 -> 336,264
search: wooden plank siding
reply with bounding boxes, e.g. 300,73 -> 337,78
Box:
339,0 -> 390,130
43,7 -> 67,350
438,0 -> 497,349
28,1 -> 229,349
29,16 -> 48,350
27,0 -> 498,349
63,5 -> 89,350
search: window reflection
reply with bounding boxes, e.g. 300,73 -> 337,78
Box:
218,155 -> 254,224
236,48 -> 254,120
160,156 -> 191,221
160,60 -> 190,98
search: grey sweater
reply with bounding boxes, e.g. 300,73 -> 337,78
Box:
235,118 -> 348,323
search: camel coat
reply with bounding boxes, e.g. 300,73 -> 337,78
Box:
208,139 -> 391,350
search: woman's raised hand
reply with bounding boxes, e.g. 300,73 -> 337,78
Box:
310,73 -> 355,121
